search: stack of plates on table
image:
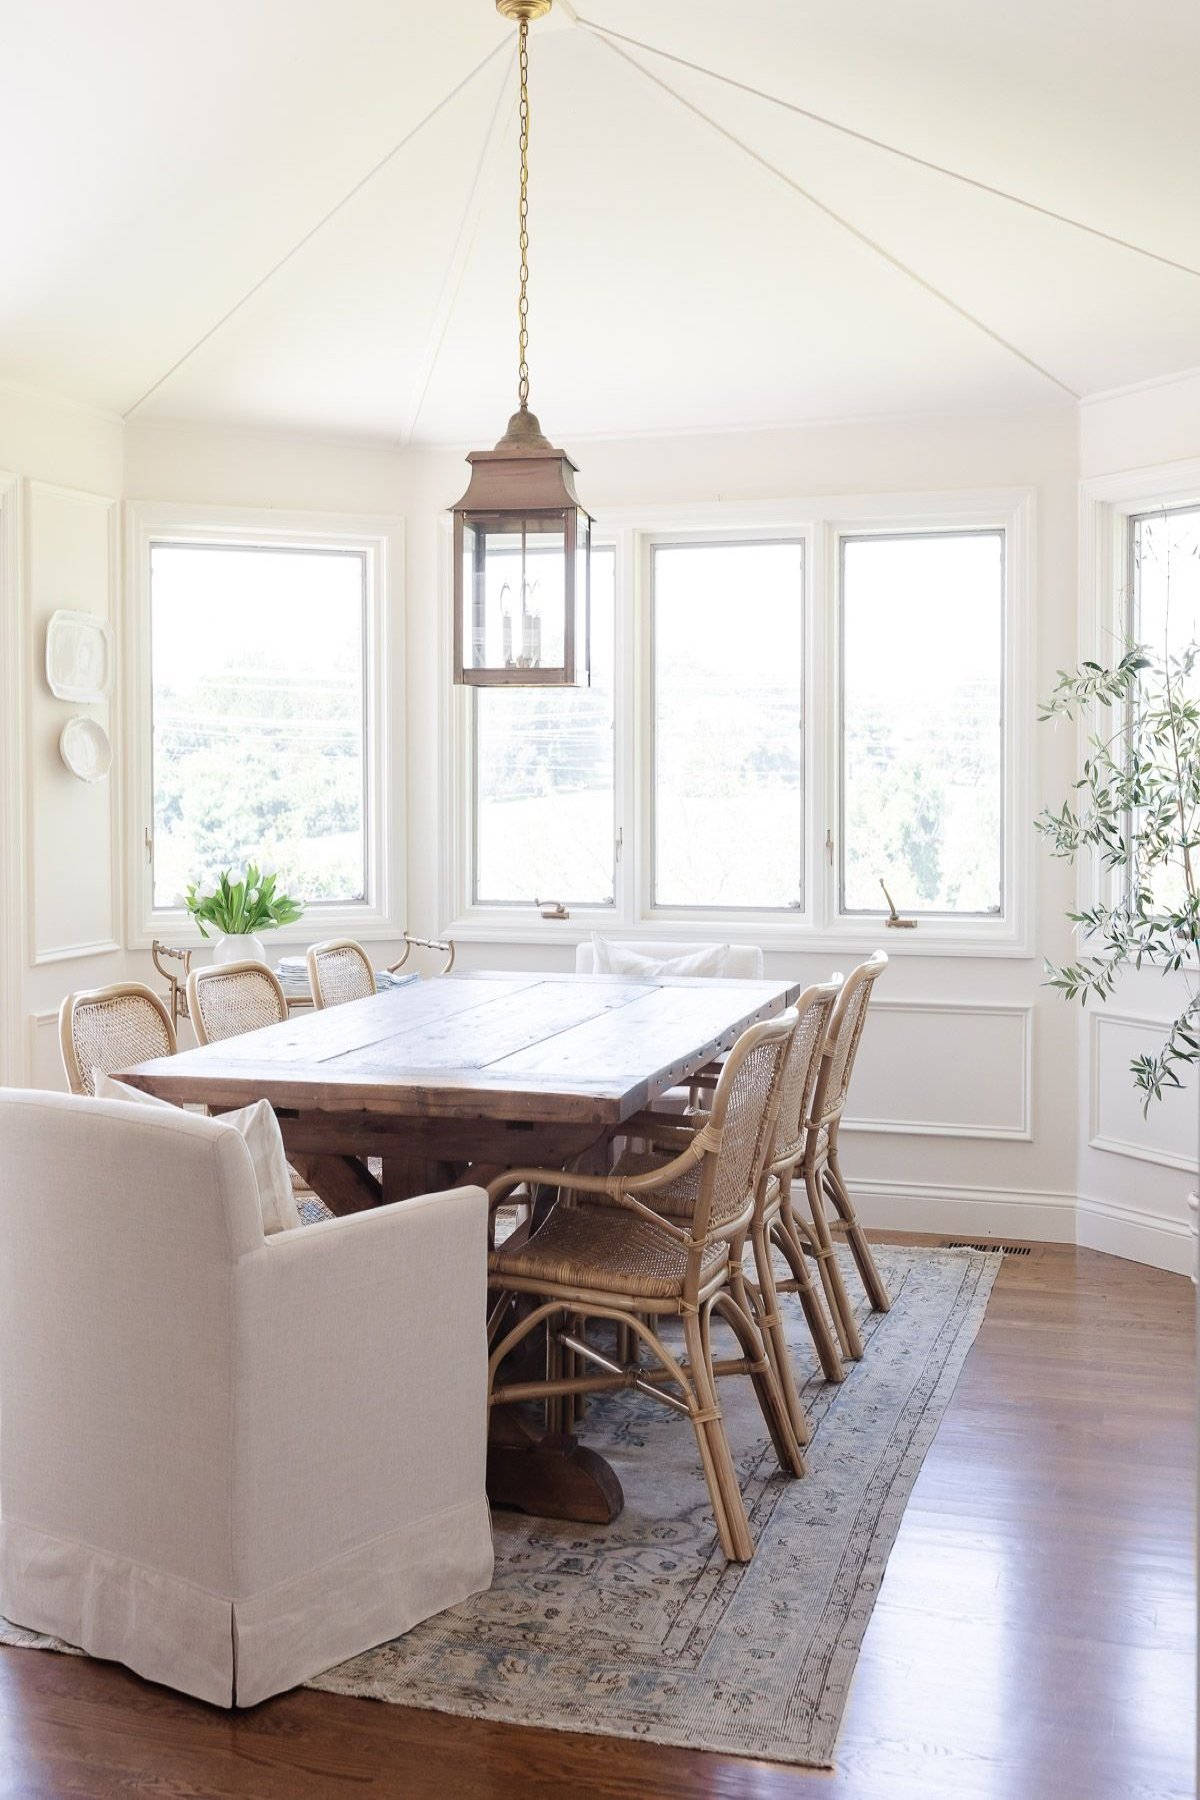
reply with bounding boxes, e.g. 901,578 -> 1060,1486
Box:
275,958 -> 313,1000
273,957 -> 419,1000
375,968 -> 420,992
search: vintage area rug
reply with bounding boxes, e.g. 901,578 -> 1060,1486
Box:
1,1245 -> 998,1767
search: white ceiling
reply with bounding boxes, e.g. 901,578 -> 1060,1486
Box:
2,0 -> 1198,442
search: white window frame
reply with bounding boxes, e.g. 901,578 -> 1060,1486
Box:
641,528 -> 809,923
442,489 -> 1034,958
125,501 -> 404,949
1079,457 -> 1200,919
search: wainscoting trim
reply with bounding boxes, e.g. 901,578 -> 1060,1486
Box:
842,999 -> 1033,1141
1087,1009 -> 1197,1173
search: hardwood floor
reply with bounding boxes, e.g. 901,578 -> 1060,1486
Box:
0,1239 -> 1193,1799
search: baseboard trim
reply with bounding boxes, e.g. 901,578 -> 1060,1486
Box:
850,1178 -> 1193,1277
848,1179 -> 1075,1248
1076,1193 -> 1194,1278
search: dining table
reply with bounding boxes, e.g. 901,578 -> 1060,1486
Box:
120,967 -> 803,1523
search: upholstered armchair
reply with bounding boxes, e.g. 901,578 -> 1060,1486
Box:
0,1089 -> 493,1706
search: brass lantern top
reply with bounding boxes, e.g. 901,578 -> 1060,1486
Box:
453,405 -> 584,517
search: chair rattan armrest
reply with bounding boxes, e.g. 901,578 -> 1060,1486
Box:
484,1160 -> 702,1244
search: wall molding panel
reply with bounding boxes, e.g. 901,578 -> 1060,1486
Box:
0,470 -> 22,1084
1088,1010 -> 1197,1173
25,481 -> 121,968
27,1009 -> 64,1091
843,999 -> 1033,1141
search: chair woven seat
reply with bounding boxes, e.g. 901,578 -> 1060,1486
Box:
490,1203 -> 727,1300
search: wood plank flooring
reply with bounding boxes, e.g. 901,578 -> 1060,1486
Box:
0,1239 -> 1193,1799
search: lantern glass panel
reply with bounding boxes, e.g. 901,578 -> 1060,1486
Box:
463,514 -> 568,675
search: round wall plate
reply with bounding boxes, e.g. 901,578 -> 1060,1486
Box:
59,715 -> 112,782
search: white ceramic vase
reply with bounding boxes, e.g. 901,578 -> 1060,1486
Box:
210,931 -> 268,966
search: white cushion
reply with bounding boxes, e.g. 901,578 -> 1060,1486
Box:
95,1073 -> 302,1235
577,938 -> 765,978
589,933 -> 731,978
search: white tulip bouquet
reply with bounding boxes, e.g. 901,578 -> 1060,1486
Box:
181,862 -> 304,938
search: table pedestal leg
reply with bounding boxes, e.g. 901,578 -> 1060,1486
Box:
486,1407 -> 624,1524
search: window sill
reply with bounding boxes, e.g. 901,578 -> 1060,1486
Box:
442,911 -> 1034,960
131,905 -> 407,954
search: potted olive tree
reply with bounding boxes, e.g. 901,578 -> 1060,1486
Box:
1037,635 -> 1198,1110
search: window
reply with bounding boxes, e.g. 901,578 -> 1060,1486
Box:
839,531 -> 1004,917
652,540 -> 804,910
451,494 -> 1028,951
473,546 -> 616,907
130,504 -> 400,944
1127,503 -> 1200,915
1130,504 -> 1200,678
150,543 -> 367,907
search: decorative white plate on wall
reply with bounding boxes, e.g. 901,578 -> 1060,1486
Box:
59,715 -> 112,782
45,609 -> 114,702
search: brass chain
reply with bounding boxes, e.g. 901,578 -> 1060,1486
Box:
517,18 -> 531,409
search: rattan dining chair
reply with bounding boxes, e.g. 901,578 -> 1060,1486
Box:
485,1011 -> 801,1564
59,983 -> 177,1096
784,951 -> 891,1364
306,938 -> 376,1009
390,932 -> 456,975
758,981 -> 845,1406
186,961 -> 290,1046
597,982 -> 842,1456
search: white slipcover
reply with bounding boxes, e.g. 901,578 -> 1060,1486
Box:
575,938 -> 765,978
0,1089 -> 494,1707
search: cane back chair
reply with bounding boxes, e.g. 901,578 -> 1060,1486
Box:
186,961 -> 289,1046
59,983 -> 177,1096
306,938 -> 376,1009
786,951 -> 891,1364
486,1011 -> 801,1563
757,980 -> 845,1408
601,982 -> 843,1458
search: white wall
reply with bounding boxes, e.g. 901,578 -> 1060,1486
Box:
1072,373 -> 1200,1275
1079,368 -> 1200,477
0,381 -> 123,1089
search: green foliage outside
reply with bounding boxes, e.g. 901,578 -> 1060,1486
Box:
153,656 -> 365,908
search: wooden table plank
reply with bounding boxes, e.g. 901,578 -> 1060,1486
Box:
329,978 -> 655,1075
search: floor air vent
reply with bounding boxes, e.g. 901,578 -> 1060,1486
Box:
947,1241 -> 1032,1256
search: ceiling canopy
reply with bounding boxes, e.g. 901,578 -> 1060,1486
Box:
2,0 -> 1198,441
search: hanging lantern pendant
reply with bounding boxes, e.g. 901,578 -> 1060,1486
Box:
451,0 -> 593,687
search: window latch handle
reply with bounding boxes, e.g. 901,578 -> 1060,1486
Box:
880,878 -> 917,928
535,897 -> 570,921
